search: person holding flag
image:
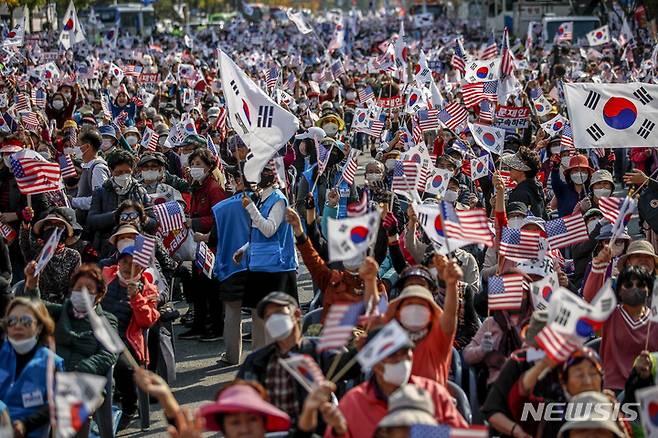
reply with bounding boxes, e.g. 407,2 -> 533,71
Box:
69,128 -> 110,221
500,147 -> 546,219
550,154 -> 593,218
0,297 -> 63,438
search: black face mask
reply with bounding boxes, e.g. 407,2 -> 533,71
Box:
257,173 -> 276,189
620,287 -> 647,307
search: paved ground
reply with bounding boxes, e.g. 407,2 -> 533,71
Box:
119,265 -> 315,437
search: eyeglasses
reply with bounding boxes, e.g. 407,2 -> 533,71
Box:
120,211 -> 140,222
4,315 -> 36,328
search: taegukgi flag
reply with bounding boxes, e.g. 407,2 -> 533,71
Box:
564,83 -> 658,148
327,210 -> 380,262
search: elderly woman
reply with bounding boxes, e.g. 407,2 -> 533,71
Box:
0,297 -> 63,438
22,261 -> 118,375
19,208 -> 81,303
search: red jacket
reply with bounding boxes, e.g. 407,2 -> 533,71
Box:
102,266 -> 160,364
189,175 -> 226,234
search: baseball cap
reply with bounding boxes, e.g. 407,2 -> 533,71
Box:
256,292 -> 299,319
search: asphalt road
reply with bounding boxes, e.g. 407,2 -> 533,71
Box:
119,264 -> 315,437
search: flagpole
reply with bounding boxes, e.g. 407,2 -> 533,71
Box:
437,201 -> 453,260
310,144 -> 335,194
330,355 -> 359,384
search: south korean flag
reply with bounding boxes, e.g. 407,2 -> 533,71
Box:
405,87 -> 428,114
586,25 -> 610,46
564,83 -> 658,148
540,113 -> 568,137
464,58 -> 500,83
327,211 -> 380,262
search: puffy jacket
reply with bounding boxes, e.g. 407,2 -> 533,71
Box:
101,266 -> 160,364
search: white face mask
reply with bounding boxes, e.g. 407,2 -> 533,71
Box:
593,188 -> 612,198
190,167 -> 206,181
343,253 -> 365,271
126,136 -> 139,146
586,220 -> 599,235
9,336 -> 38,354
2,155 -> 11,169
265,313 -> 294,341
443,189 -> 458,203
453,159 -> 463,169
116,269 -> 140,285
101,139 -> 114,151
560,157 -> 571,168
400,304 -> 431,331
385,159 -> 396,171
366,173 -> 383,183
141,170 -> 161,182
570,172 -> 588,185
72,147 -> 84,159
113,174 -> 131,189
52,100 -> 64,110
39,151 -> 52,160
179,152 -> 191,167
550,147 -> 561,155
382,359 -> 412,386
69,290 -> 90,314
323,123 -> 338,136
507,217 -> 525,229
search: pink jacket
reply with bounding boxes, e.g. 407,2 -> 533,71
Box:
463,317 -> 508,384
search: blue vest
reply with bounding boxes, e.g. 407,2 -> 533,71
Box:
248,189 -> 298,273
212,192 -> 251,281
0,341 -> 64,438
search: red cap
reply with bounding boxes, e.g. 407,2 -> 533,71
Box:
0,138 -> 23,153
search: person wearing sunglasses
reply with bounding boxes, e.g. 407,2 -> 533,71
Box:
0,297 -> 63,438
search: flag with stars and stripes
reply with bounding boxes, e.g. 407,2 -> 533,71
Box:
535,325 -> 579,363
330,60 -> 345,78
545,211 -> 589,249
434,201 -> 493,247
15,93 -> 31,112
559,123 -> 575,152
488,274 -> 527,311
153,201 -> 186,233
20,112 -> 40,131
462,81 -> 498,108
340,149 -> 361,186
438,102 -> 468,132
282,71 -> 296,91
10,149 -> 62,195
206,135 -> 219,158
358,85 -> 375,103
265,66 -> 279,91
195,241 -> 215,278
451,37 -> 468,73
112,111 -> 128,132
317,301 -> 365,352
417,108 -> 439,131
58,154 -> 77,179
499,227 -> 544,261
316,140 -> 331,174
481,31 -> 498,59
410,424 -> 489,438
598,196 -> 637,238
141,127 -> 159,152
478,100 -> 494,124
391,160 -> 420,193
500,27 -> 514,78
132,234 -> 156,269
31,88 -> 46,109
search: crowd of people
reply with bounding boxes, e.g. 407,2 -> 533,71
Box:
1,3 -> 658,438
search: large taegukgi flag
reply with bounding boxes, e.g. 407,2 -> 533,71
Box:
564,83 -> 658,148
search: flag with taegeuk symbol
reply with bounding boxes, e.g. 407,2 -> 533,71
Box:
279,354 -> 326,391
356,320 -> 411,371
327,210 -> 380,262
317,301 -> 365,352
488,274 -> 527,311
34,227 -> 64,276
141,127 -> 159,152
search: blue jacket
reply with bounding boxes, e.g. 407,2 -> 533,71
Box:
0,341 -> 64,438
248,189 -> 298,273
212,193 -> 251,281
551,168 -> 586,217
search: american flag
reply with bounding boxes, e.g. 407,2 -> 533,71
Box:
598,196 -> 628,225
412,117 -> 423,144
141,127 -> 159,152
347,191 -> 368,217
546,211 -> 589,249
599,196 -> 636,235
58,154 -> 77,179
436,201 -> 493,246
478,100 -> 494,124
31,88 -> 46,109
316,140 -> 331,174
417,160 -> 433,193
195,241 -> 215,278
132,234 -> 156,269
438,102 -> 469,132
340,149 -> 361,186
330,60 -> 345,78
358,85 -> 375,103
112,111 -> 128,132
462,81 -> 498,108
282,71 -> 296,91
124,64 -> 143,78
10,150 -> 62,195
319,67 -> 333,84
360,117 -> 385,138
499,227 -> 542,261
410,424 -> 489,438
560,123 -> 575,152
392,160 -> 419,192
153,201 -> 186,233
451,37 -> 467,73
215,107 -> 228,140
500,27 -> 514,77
100,95 -> 112,119
15,93 -> 31,112
488,274 -> 527,311
481,31 -> 498,60
535,325 -> 579,363
0,224 -> 17,245
265,67 -> 279,90
20,112 -> 40,131
317,301 -> 365,352
417,108 -> 439,131
206,135 -> 219,158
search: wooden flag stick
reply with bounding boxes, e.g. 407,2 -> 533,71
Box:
326,352 -> 343,382
330,355 -> 358,384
